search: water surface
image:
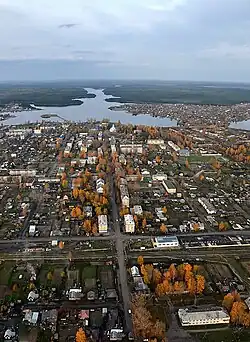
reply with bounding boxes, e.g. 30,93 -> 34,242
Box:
4,88 -> 177,127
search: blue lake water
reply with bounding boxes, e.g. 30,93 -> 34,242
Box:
229,120 -> 250,130
4,88 -> 177,127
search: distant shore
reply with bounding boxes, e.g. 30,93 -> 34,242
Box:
109,103 -> 250,127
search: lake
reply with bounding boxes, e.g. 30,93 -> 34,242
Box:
4,88 -> 177,127
229,119 -> 250,130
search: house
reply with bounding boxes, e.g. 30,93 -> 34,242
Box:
4,328 -> 16,340
28,225 -> 36,237
133,276 -> 149,292
87,156 -> 97,164
124,214 -> 135,233
96,178 -> 105,194
109,328 -> 124,341
198,197 -> 217,214
98,215 -> 108,234
119,154 -> 126,165
131,266 -> 140,277
110,124 -> 116,133
120,184 -> 129,207
133,205 -> 143,215
27,290 -> 39,302
162,180 -> 176,194
68,288 -> 83,301
179,148 -> 190,157
178,307 -> 230,326
84,206 -> 93,217
23,310 -> 39,325
152,236 -> 179,248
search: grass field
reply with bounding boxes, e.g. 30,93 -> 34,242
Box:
0,261 -> 15,285
191,329 -> 250,342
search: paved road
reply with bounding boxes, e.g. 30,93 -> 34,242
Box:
110,175 -> 132,333
3,230 -> 250,245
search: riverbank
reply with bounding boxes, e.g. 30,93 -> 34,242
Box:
109,103 -> 250,128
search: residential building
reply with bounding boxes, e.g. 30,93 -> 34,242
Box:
120,184 -> 129,207
96,178 -> 105,194
9,169 -> 36,177
168,141 -> 180,152
179,148 -> 190,157
152,236 -> 179,248
124,214 -> 135,233
162,180 -> 176,194
68,288 -> 83,301
98,215 -> 108,234
178,307 -> 230,326
120,143 -> 143,154
198,197 -> 217,214
133,205 -> 143,215
147,139 -> 165,145
152,173 -> 168,181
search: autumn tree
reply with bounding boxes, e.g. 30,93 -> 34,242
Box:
71,207 -> 77,218
160,223 -> 167,233
196,275 -> 205,294
168,264 -> 177,281
162,206 -> 168,214
137,255 -> 144,266
59,241 -> 64,249
72,188 -> 79,199
230,301 -> 247,325
185,158 -> 190,169
152,268 -> 162,285
76,328 -> 87,342
155,155 -> 161,164
222,293 -> 235,312
142,218 -> 147,230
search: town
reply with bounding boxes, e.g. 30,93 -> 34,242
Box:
110,102 -> 250,127
0,119 -> 249,342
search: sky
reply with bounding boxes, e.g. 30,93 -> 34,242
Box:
0,0 -> 250,82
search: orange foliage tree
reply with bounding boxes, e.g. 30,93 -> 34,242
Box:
137,255 -> 144,266
76,328 -> 87,342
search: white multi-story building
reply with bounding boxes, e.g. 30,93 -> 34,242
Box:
10,169 -> 36,177
152,236 -> 179,248
198,197 -> 216,214
178,308 -> 230,326
124,214 -> 135,233
120,143 -> 143,154
98,215 -> 108,234
162,180 -> 176,194
147,139 -> 165,145
168,141 -> 180,152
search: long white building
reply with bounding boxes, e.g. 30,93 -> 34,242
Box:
178,307 -> 230,326
198,197 -> 216,214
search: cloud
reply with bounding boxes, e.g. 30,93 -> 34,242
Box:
0,0 -> 250,81
58,23 -> 78,29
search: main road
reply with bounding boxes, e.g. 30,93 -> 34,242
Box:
109,175 -> 133,333
2,229 -> 250,245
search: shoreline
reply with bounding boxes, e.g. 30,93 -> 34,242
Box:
109,103 -> 250,128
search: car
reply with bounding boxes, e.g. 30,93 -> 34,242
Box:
128,309 -> 132,314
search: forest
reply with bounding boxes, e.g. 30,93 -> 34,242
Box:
103,83 -> 250,105
0,84 -> 96,107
